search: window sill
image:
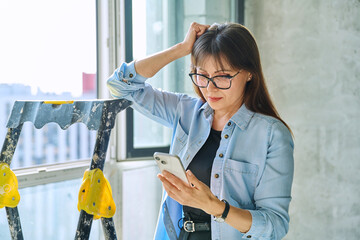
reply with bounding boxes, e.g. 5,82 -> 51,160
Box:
14,159 -> 91,189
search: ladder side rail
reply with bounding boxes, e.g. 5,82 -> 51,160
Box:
75,100 -> 126,240
0,125 -> 24,240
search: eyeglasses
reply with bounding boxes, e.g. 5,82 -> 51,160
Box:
189,71 -> 241,90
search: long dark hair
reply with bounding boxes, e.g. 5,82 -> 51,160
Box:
191,22 -> 291,132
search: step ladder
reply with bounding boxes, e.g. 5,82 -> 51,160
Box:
0,99 -> 132,240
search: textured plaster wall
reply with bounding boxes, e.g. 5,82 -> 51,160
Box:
245,0 -> 360,239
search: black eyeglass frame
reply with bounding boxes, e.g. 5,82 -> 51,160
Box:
189,71 -> 241,90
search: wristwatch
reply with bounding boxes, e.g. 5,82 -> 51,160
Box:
214,199 -> 230,223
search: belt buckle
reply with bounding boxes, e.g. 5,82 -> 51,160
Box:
184,220 -> 195,232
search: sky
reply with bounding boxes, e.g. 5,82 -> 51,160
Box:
0,0 -> 96,97
132,0 -> 147,60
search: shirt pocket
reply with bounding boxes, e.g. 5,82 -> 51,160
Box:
224,159 -> 259,208
170,121 -> 188,157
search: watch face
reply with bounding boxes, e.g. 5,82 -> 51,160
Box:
214,217 -> 225,223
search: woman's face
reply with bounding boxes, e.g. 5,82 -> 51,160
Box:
196,56 -> 251,117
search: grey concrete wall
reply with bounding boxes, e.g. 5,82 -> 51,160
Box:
245,0 -> 360,239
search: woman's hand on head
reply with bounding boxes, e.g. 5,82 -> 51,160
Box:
157,169 -> 220,215
181,22 -> 210,56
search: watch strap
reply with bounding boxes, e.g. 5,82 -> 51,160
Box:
221,199 -> 230,220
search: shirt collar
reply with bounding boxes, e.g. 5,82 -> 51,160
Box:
230,104 -> 255,130
199,102 -> 254,130
199,102 -> 213,117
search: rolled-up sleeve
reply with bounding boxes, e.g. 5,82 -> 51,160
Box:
107,61 -> 188,128
107,61 -> 147,99
243,121 -> 294,240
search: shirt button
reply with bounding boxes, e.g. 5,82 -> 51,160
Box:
219,153 -> 224,158
227,122 -> 231,126
247,235 -> 252,238
224,134 -> 229,139
129,73 -> 134,78
214,174 -> 219,178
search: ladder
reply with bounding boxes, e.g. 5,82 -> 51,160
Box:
0,99 -> 131,240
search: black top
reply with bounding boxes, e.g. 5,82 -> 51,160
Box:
183,128 -> 222,222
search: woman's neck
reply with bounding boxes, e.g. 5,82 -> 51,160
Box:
211,103 -> 243,131
211,112 -> 231,131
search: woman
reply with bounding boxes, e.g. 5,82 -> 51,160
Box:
107,22 -> 294,240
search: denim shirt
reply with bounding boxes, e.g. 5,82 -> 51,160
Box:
107,62 -> 294,240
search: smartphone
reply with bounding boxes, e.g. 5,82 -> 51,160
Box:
154,152 -> 189,184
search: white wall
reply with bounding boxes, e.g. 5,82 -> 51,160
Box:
245,0 -> 360,239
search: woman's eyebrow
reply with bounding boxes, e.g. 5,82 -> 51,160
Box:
195,67 -> 232,73
214,69 -> 232,73
195,67 -> 206,72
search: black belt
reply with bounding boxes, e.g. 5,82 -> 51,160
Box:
179,220 -> 211,240
179,212 -> 211,233
183,220 -> 210,232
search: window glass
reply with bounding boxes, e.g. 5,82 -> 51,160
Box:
0,0 -> 97,168
132,0 -> 172,148
131,0 -> 236,149
0,178 -> 101,239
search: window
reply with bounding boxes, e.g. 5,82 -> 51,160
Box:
125,0 -> 243,158
0,0 -> 97,168
115,1 -> 243,239
0,0 -> 102,238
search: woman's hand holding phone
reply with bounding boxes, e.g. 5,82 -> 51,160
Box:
154,152 -> 189,184
155,152 -> 221,216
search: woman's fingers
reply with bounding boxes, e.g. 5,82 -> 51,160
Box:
191,22 -> 210,36
158,172 -> 189,204
158,174 -> 180,196
194,23 -> 210,37
158,170 -> 218,208
186,170 -> 206,190
162,170 -> 189,188
182,22 -> 210,55
186,170 -> 198,184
